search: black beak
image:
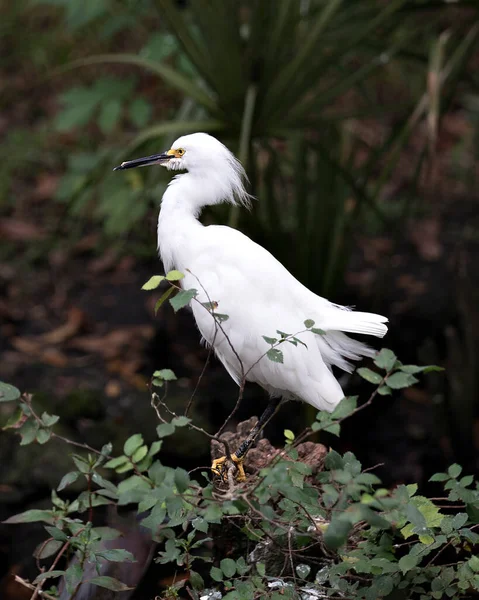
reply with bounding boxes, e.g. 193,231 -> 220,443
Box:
113,152 -> 172,171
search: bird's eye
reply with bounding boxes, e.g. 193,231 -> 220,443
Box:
177,148 -> 185,157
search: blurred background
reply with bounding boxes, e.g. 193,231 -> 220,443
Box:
1,0 -> 479,596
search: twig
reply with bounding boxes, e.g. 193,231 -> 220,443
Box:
14,576 -> 57,600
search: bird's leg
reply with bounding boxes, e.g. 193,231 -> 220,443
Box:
211,397 -> 282,482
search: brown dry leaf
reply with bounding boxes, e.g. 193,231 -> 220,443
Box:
10,337 -> 69,367
40,307 -> 86,344
69,325 -> 154,359
33,173 -> 59,200
0,218 -> 45,241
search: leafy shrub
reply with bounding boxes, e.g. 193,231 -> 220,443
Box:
2,273 -> 478,600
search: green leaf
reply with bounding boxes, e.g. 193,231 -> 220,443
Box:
132,445 -> 148,463
129,97 -> 152,128
256,562 -> 266,577
33,570 -> 66,584
331,396 -> 357,419
104,455 -> 129,469
0,382 -> 21,402
34,539 -> 63,560
262,336 -> 278,345
210,566 -> 224,582
311,328 -> 326,335
58,471 -> 80,491
452,513 -> 468,529
41,412 -> 60,427
171,416 -> 191,427
3,509 -> 54,524
124,433 -> 144,457
96,549 -> 135,562
36,428 -> 52,445
157,422 -> 175,438
142,275 -> 165,290
429,472 -> 448,482
377,385 -> 392,396
153,369 -> 177,381
386,372 -> 419,389
19,420 -> 38,445
165,270 -> 185,281
448,464 -> 462,479
284,429 -> 295,441
304,319 -> 315,328
374,348 -> 397,371
88,576 -> 133,592
148,440 -> 163,458
220,558 -> 237,578
398,554 -> 418,574
174,467 -> 190,493
399,364 -> 444,374
44,525 -> 68,542
189,569 -> 205,590
468,555 -> 479,573
169,288 -> 197,312
154,286 -> 175,314
357,368 -> 382,384
266,348 -> 283,363
323,517 -> 352,550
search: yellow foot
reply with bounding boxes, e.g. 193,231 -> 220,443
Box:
211,453 -> 246,482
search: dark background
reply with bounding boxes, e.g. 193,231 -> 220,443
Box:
1,0 -> 479,597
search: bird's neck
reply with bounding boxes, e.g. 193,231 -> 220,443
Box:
157,173 -> 206,273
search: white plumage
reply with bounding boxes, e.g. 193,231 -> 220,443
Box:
119,133 -> 388,412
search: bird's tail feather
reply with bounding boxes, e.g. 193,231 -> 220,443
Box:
324,310 -> 388,338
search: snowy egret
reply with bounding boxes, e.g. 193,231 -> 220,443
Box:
114,133 -> 388,481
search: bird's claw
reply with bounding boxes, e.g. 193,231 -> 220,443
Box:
211,453 -> 246,482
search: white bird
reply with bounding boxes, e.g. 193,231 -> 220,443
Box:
114,133 -> 388,480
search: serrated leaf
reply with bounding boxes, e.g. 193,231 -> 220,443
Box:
398,554 -> 418,573
323,517 -> 351,550
266,348 -> 283,363
165,270 -> 184,281
58,471 -> 80,491
88,576 -> 133,592
169,288 -> 197,312
40,412 -> 60,427
386,372 -> 419,389
124,433 -> 144,456
189,569 -> 204,590
262,336 -> 278,345
142,275 -> 165,290
257,562 -> 266,577
304,319 -> 315,328
357,368 -> 382,384
0,382 -> 21,402
154,286 -> 175,314
374,348 -> 397,371
452,512 -> 468,529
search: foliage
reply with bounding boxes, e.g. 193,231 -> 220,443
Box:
2,274 -> 476,600
27,0 -> 479,293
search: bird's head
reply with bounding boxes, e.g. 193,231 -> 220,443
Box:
114,132 -> 251,208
